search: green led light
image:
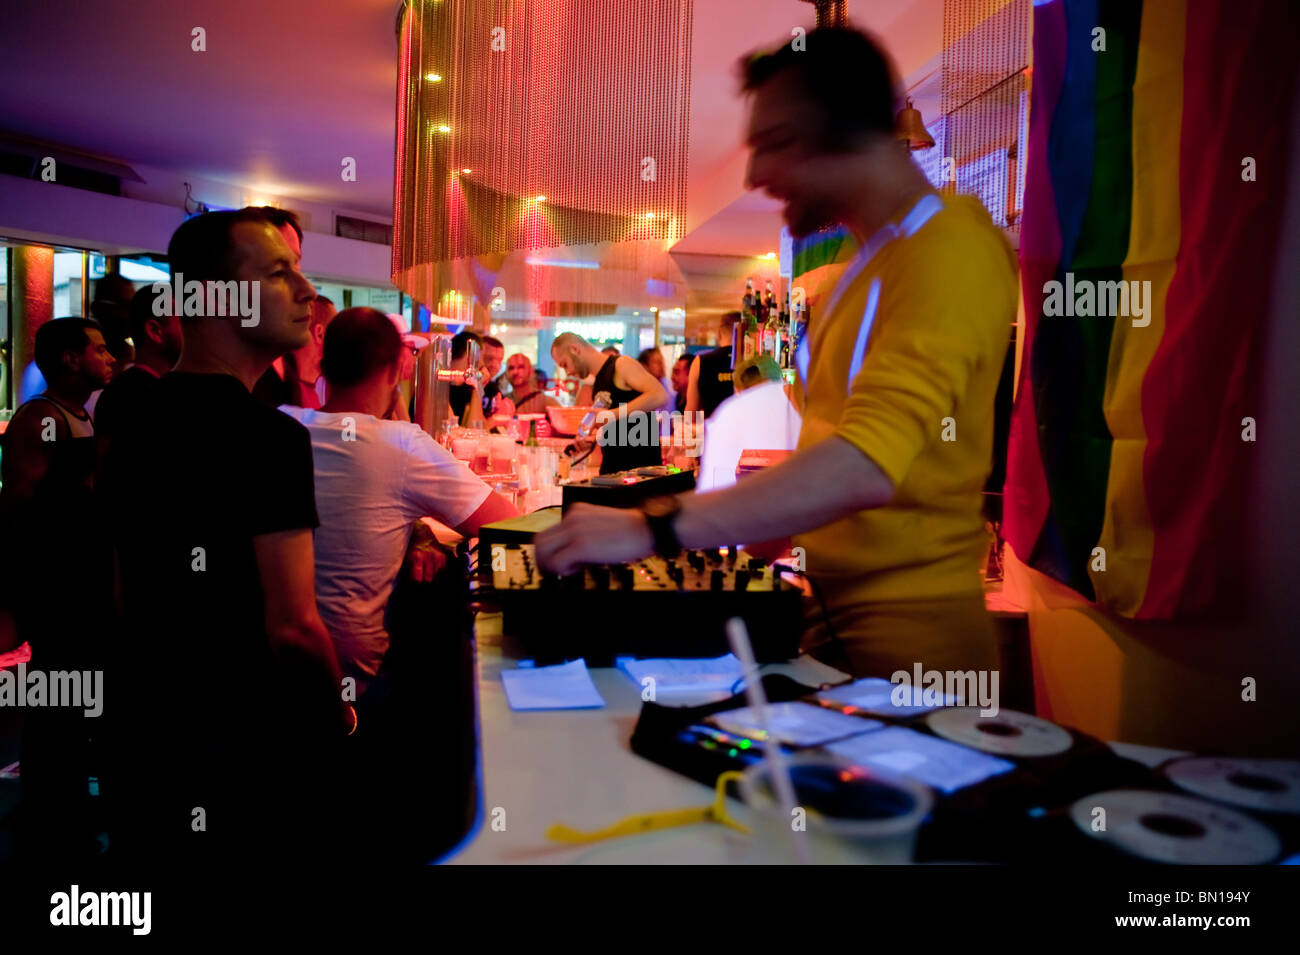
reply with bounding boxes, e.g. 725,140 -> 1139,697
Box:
701,740 -> 716,750
728,748 -> 738,757
738,739 -> 751,749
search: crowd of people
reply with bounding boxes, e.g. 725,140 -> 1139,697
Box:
0,206 -> 521,863
0,25 -> 1018,868
0,198 -> 794,863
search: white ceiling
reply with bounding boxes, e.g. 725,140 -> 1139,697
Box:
0,0 -> 943,253
0,0 -> 401,217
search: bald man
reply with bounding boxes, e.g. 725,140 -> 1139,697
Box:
551,333 -> 667,474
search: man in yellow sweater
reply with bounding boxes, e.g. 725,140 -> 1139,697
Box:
537,27 -> 1017,676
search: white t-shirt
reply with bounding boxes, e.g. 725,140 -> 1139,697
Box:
696,381 -> 803,492
280,406 -> 491,687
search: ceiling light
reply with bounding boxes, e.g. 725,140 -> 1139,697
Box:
426,73 -> 442,83
437,124 -> 451,133
762,251 -> 776,259
644,213 -> 654,219
461,168 -> 472,174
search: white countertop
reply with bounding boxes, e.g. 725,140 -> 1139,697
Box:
445,613 -> 1184,865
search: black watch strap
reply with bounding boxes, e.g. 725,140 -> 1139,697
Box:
643,497 -> 683,559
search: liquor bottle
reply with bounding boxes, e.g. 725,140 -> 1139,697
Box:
525,418 -> 539,447
763,302 -> 778,356
742,278 -> 756,326
763,280 -> 775,314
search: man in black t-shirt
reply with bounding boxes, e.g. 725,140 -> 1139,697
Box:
102,208 -> 350,864
93,284 -> 182,443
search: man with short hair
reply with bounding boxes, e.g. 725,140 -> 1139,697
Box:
281,295 -> 335,408
280,308 -> 517,691
503,353 -> 558,415
550,332 -> 667,474
93,285 -> 182,442
697,354 -> 802,492
447,329 -> 485,426
0,316 -> 115,860
90,272 -> 137,365
251,206 -> 307,408
538,27 -> 1017,678
102,207 -> 350,862
478,335 -> 507,416
670,354 -> 692,414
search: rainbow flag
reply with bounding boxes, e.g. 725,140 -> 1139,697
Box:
791,225 -> 856,309
1005,0 -> 1298,618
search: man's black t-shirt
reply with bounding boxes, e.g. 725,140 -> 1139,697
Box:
93,365 -> 160,441
449,382 -> 472,420
105,372 -> 319,702
101,372 -> 331,857
251,364 -> 292,409
696,346 -> 734,419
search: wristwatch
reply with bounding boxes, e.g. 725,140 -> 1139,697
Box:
642,496 -> 684,559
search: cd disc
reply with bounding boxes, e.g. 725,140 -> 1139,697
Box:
1163,757 -> 1300,815
925,707 -> 1073,758
1070,789 -> 1282,865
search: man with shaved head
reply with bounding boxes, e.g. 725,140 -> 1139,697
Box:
550,332 -> 667,474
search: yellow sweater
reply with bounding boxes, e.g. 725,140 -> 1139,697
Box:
793,194 -> 1017,606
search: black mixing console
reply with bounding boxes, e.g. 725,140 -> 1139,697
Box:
476,543 -> 804,664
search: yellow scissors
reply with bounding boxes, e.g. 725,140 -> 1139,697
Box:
546,771 -> 751,843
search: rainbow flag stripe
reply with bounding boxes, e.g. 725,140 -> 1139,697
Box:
792,225 -> 856,308
1005,0 -> 1298,617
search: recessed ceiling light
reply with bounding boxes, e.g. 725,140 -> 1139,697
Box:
426,73 -> 442,82
534,195 -> 546,202
461,168 -> 472,174
437,124 -> 451,133
644,212 -> 654,219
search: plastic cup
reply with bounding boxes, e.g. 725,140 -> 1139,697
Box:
737,752 -> 933,864
489,435 -> 517,471
450,437 -> 476,462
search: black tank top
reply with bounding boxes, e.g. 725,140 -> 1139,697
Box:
696,346 -> 734,419
591,354 -> 660,475
1,396 -> 106,665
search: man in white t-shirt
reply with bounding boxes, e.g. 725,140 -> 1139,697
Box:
281,308 -> 516,691
697,354 -> 802,492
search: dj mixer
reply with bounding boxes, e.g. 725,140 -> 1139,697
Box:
476,542 -> 804,664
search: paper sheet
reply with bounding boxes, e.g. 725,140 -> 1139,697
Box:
501,659 -> 605,710
617,654 -> 745,695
